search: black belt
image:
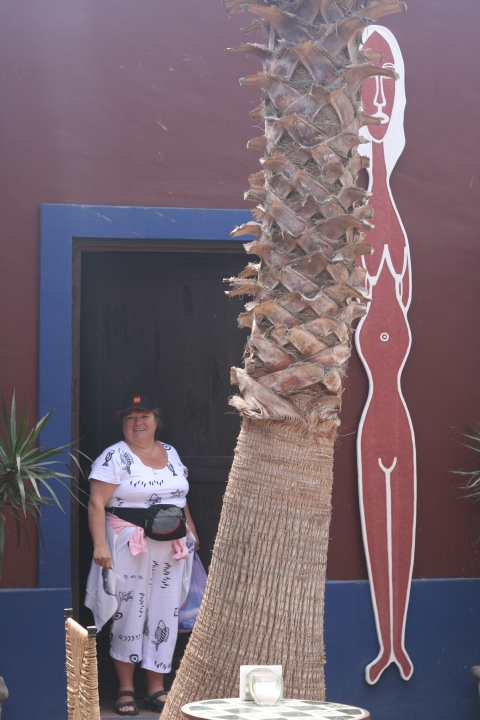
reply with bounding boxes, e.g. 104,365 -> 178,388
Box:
106,505 -> 185,529
106,506 -> 149,528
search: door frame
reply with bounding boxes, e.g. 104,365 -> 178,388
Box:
39,204 -> 251,592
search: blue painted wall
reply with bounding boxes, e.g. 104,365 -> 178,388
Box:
1,580 -> 479,719
324,579 -> 480,719
0,588 -> 71,720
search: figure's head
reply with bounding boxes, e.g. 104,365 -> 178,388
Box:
362,31 -> 396,142
358,25 -> 406,174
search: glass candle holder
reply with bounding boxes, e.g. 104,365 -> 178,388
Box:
249,671 -> 283,706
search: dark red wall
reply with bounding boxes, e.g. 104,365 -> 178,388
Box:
1,0 -> 479,586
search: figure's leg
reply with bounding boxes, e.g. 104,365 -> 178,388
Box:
361,458 -> 395,684
364,452 -> 415,683
390,456 -> 415,680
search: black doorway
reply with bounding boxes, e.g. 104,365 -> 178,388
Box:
76,243 -> 247,697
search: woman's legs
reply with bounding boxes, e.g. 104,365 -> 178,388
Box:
109,532 -> 193,704
113,659 -> 137,713
140,543 -> 191,674
145,669 -> 166,698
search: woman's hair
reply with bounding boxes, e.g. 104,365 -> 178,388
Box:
152,408 -> 164,437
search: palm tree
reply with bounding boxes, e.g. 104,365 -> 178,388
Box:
163,0 -> 405,714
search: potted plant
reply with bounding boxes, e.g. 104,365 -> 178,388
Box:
453,425 -> 480,698
454,425 -> 480,502
0,392 -> 83,717
0,392 -> 81,577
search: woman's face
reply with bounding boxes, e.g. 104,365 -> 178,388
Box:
122,409 -> 157,445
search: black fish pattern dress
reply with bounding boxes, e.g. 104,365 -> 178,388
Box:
84,440 -> 194,673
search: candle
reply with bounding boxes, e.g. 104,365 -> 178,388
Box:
250,674 -> 283,706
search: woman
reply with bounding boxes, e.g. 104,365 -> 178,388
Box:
85,393 -> 198,716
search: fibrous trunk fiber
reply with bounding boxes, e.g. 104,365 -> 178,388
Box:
164,418 -> 334,712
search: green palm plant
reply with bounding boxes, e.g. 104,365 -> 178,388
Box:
0,393 -> 80,576
454,425 -> 480,502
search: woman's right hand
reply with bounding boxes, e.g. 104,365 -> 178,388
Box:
93,544 -> 112,568
88,479 -> 116,567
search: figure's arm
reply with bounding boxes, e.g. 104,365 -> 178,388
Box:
88,479 -> 116,568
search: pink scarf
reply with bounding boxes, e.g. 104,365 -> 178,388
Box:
106,512 -> 147,555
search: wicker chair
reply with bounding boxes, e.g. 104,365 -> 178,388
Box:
64,608 -> 101,720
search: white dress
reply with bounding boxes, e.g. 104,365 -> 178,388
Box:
85,441 -> 194,673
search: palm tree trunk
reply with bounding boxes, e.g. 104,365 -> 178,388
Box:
172,418 -> 335,705
163,1 -> 405,716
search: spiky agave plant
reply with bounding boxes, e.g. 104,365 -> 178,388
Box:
454,425 -> 480,503
0,393 -> 80,576
162,1 -> 405,714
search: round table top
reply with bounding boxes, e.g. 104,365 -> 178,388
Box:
181,698 -> 370,720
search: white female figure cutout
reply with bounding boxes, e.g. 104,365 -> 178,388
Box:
356,26 -> 416,684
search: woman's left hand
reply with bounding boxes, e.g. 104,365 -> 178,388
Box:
184,502 -> 200,552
